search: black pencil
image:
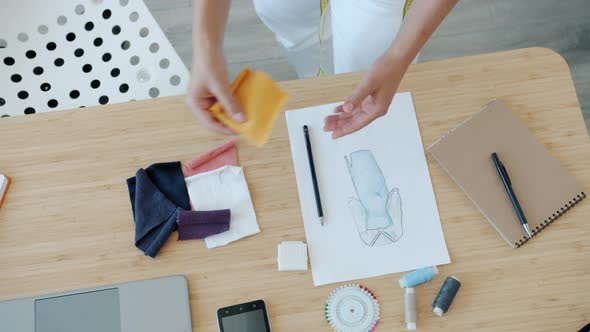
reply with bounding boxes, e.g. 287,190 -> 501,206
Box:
303,125 -> 324,226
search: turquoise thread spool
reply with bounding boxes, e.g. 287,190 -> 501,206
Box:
399,266 -> 438,288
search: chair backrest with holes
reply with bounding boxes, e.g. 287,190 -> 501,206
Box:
0,0 -> 188,118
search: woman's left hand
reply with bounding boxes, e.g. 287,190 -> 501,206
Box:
323,55 -> 409,139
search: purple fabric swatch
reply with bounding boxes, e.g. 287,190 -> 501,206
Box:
177,209 -> 231,240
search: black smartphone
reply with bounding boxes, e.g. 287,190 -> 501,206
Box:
217,299 -> 271,332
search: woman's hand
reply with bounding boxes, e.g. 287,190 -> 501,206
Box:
186,48 -> 244,135
323,0 -> 459,139
324,56 -> 408,139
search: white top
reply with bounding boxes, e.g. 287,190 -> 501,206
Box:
184,166 -> 259,248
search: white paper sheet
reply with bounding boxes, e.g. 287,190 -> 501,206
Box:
286,92 -> 450,286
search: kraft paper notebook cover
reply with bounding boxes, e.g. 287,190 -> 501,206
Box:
428,100 -> 586,248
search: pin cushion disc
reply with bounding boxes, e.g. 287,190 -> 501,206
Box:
325,284 -> 380,332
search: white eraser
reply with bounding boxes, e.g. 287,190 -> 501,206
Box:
278,241 -> 308,271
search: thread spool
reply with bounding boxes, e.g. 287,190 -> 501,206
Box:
432,277 -> 461,316
404,287 -> 417,330
399,266 -> 438,288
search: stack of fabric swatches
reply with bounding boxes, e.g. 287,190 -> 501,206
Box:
126,140 -> 259,258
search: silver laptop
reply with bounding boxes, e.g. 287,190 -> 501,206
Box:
0,275 -> 192,332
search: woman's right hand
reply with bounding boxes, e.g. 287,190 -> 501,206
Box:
186,48 -> 244,134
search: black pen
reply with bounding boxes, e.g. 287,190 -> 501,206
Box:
303,125 -> 324,226
491,152 -> 532,238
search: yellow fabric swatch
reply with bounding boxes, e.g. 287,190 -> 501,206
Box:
210,68 -> 288,146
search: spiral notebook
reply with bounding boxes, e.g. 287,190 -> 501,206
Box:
428,100 -> 586,248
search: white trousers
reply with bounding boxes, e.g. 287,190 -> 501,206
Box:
253,0 -> 406,78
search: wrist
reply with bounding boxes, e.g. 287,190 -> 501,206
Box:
193,32 -> 223,54
383,44 -> 415,67
375,52 -> 411,77
192,40 -> 223,67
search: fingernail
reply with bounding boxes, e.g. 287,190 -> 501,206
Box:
343,103 -> 353,112
232,112 -> 245,122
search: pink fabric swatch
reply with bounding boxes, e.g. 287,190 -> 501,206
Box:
183,139 -> 239,177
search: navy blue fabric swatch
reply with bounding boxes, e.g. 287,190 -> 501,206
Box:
127,163 -> 189,258
127,162 -> 191,219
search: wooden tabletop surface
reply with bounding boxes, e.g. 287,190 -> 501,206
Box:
0,47 -> 588,331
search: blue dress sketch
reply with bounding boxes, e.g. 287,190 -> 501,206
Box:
345,150 -> 403,246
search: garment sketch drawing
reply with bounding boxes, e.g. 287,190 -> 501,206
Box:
345,150 -> 403,246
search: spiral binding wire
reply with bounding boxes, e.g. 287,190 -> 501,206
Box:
515,191 -> 586,247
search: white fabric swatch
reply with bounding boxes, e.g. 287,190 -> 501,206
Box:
278,241 -> 308,271
184,166 -> 259,248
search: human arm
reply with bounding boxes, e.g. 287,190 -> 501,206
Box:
324,0 -> 459,139
186,0 -> 244,134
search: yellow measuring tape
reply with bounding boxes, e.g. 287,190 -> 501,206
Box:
317,0 -> 329,76
403,0 -> 414,17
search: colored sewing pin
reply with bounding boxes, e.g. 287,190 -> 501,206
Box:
399,266 -> 438,288
432,276 -> 461,316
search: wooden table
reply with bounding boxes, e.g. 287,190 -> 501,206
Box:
1,47 -> 589,331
